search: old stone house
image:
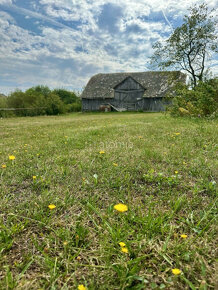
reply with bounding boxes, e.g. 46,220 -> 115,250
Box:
81,71 -> 186,112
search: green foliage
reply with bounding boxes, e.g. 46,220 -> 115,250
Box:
53,89 -> 80,104
167,78 -> 218,117
0,95 -> 13,118
1,86 -> 81,117
151,4 -> 217,86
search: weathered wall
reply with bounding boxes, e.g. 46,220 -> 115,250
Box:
114,76 -> 144,104
82,97 -> 171,112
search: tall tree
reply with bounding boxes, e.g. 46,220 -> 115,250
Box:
150,4 -> 217,87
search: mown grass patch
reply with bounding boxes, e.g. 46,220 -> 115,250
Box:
0,112 -> 217,289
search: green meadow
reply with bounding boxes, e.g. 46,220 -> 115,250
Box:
0,112 -> 217,289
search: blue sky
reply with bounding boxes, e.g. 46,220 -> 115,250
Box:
0,0 -> 217,94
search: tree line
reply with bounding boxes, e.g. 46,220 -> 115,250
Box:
0,86 -> 81,117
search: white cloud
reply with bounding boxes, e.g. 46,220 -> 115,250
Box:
0,0 -> 217,94
0,0 -> 12,4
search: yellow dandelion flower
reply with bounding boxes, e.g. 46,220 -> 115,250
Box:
2,164 -> 6,168
175,132 -> 180,135
48,204 -> 56,210
63,241 -> 68,246
180,234 -> 188,239
113,163 -> 118,166
172,268 -> 182,275
114,203 -> 128,213
78,285 -> 87,290
9,155 -> 15,160
175,171 -> 178,174
33,176 -> 37,179
121,247 -> 129,253
99,150 -> 105,154
119,242 -> 126,247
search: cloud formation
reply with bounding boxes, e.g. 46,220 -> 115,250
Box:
0,0 -> 217,94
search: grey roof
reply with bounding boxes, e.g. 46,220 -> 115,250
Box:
81,71 -> 186,99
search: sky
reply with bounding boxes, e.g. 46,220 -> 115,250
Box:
0,0 -> 217,95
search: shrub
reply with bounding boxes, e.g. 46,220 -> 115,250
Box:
3,86 -> 81,117
167,78 -> 218,117
0,95 -> 13,118
52,89 -> 79,104
52,89 -> 81,112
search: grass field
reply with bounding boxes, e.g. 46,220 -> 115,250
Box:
0,112 -> 217,290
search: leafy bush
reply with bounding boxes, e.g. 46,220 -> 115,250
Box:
168,78 -> 218,117
1,86 -> 81,117
0,95 -> 14,118
53,89 -> 79,104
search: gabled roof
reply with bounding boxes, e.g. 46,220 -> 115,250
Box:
81,71 -> 186,99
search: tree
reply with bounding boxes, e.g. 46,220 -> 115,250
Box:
52,89 -> 79,104
150,4 -> 217,87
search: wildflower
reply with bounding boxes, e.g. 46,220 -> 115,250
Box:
33,176 -> 37,180
175,171 -> 178,174
114,203 -> 128,212
9,155 -> 15,160
121,247 -> 129,253
113,163 -> 118,167
138,136 -> 143,139
78,285 -> 87,290
99,150 -> 105,154
183,161 -> 187,165
63,241 -> 68,246
2,164 -> 6,168
180,234 -> 187,239
175,133 -> 180,135
172,268 -> 181,275
48,204 -> 56,210
119,242 -> 126,247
